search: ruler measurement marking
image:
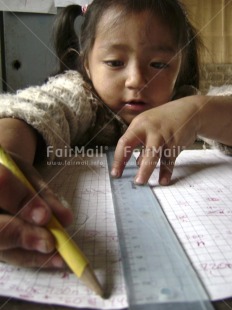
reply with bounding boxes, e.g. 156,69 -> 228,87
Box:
107,150 -> 214,310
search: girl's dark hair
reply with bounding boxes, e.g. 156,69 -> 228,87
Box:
53,0 -> 202,90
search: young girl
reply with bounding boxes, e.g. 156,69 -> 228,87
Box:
0,0 -> 231,269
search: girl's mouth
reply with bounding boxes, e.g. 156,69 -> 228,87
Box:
124,101 -> 147,112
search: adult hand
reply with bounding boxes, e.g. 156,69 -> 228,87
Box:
0,153 -> 73,268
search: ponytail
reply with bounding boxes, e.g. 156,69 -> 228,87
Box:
53,5 -> 83,73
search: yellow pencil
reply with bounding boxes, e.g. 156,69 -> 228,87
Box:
0,145 -> 104,298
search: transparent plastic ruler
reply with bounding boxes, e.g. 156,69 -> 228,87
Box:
107,150 -> 214,310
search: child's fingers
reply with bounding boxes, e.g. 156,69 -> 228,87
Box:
159,157 -> 176,186
0,214 -> 55,253
34,183 -> 74,227
134,139 -> 163,185
158,145 -> 181,185
0,249 -> 65,269
23,170 -> 73,227
134,152 -> 159,185
0,154 -> 73,228
111,131 -> 142,178
0,164 -> 52,225
12,157 -> 74,228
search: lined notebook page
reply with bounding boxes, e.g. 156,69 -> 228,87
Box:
148,149 -> 232,301
0,155 -> 127,309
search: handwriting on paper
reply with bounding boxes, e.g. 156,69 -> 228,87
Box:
0,154 -> 127,309
150,149 -> 232,301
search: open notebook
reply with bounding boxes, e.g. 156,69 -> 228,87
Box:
0,149 -> 231,308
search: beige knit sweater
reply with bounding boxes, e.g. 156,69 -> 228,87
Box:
0,70 -> 231,159
201,84 -> 232,155
0,71 -> 127,160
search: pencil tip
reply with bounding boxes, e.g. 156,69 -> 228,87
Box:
80,265 -> 105,298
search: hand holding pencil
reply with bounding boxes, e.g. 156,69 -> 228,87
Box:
0,146 -> 104,297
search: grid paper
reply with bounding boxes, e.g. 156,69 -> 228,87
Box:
1,149 -> 232,307
149,149 -> 232,301
0,154 -> 127,309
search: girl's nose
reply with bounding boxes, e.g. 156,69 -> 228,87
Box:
125,64 -> 148,90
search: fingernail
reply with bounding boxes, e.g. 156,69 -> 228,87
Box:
111,168 -> 119,178
31,206 -> 46,224
160,177 -> 169,186
36,239 -> 51,253
52,255 -> 65,268
134,176 -> 145,185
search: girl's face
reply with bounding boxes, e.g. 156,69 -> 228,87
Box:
85,7 -> 182,124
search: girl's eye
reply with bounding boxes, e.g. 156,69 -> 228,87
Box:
104,60 -> 124,67
151,62 -> 169,69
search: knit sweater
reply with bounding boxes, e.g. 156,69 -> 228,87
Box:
200,84 -> 232,155
0,70 -> 231,159
0,71 -> 127,160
